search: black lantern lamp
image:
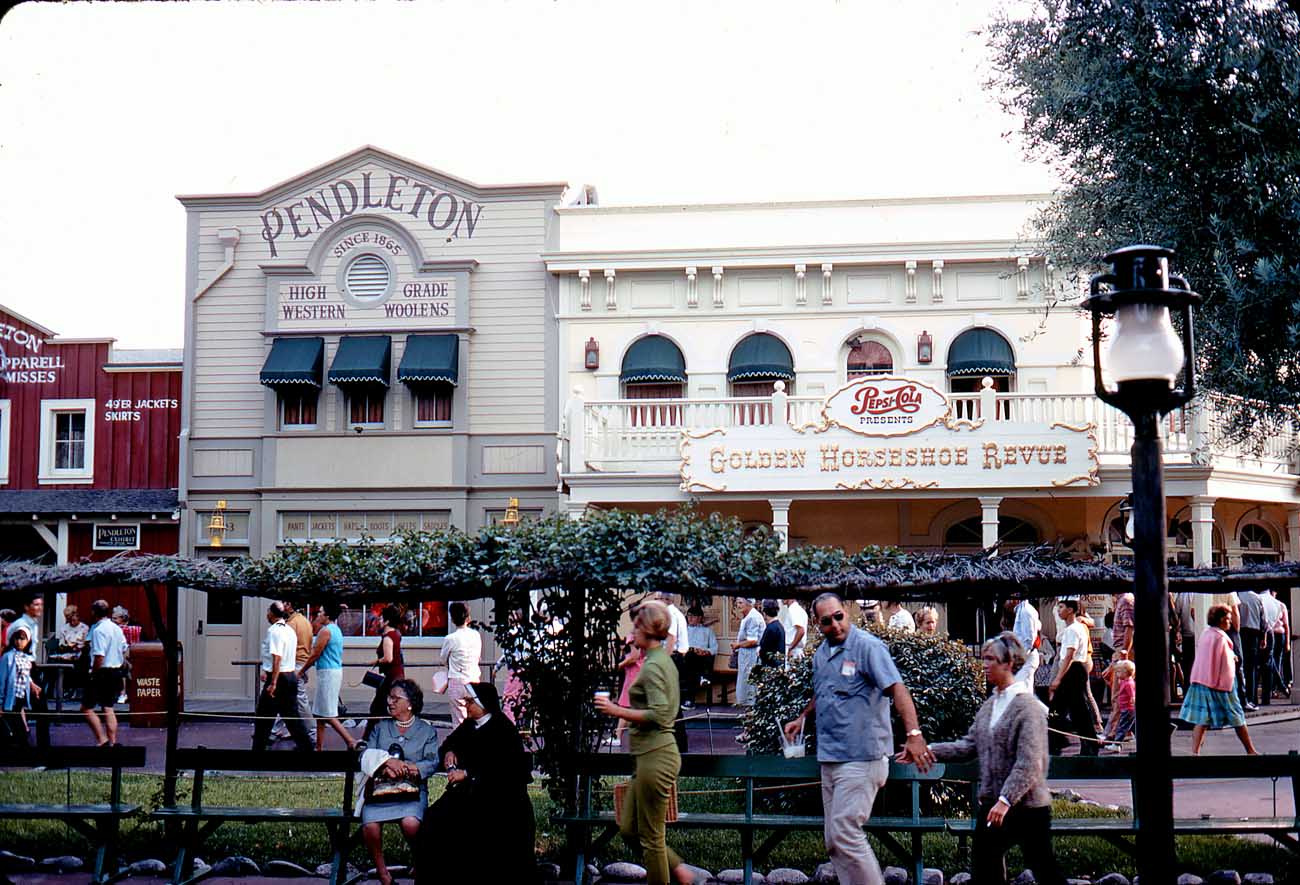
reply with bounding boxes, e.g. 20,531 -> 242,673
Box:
1083,245 -> 1201,882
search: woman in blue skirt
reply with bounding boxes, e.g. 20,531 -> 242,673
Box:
1180,604 -> 1257,755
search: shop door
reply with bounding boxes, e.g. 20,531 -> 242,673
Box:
185,565 -> 254,700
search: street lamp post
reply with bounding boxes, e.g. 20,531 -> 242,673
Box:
1084,245 -> 1201,882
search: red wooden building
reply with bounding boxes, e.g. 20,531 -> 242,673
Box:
0,305 -> 182,640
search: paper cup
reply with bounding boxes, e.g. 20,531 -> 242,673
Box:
594,691 -> 611,701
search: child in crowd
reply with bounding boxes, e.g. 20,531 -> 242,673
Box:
1103,659 -> 1136,751
0,627 -> 40,746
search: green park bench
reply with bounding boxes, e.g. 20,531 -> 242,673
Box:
0,745 -> 147,885
153,747 -> 360,885
563,751 -> 1300,885
558,752 -> 977,885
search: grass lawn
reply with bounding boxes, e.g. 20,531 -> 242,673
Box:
0,771 -> 1294,880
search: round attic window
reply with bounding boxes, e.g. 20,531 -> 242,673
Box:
344,253 -> 391,301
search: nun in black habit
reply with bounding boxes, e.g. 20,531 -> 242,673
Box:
417,681 -> 537,884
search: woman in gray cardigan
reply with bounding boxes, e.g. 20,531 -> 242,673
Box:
900,631 -> 1066,885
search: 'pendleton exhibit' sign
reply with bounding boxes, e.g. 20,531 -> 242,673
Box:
679,377 -> 1099,493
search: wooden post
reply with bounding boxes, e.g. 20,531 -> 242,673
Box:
145,582 -> 181,807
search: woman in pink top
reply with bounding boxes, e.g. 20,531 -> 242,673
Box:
1179,604 -> 1257,755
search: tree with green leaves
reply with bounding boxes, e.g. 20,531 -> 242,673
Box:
986,0 -> 1300,438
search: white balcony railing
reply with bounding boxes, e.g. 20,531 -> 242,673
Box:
560,388 -> 1300,477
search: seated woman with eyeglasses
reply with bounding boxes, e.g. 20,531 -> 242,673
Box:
360,679 -> 438,885
418,681 -> 537,884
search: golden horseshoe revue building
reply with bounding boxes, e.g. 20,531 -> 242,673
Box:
180,147 -> 1300,701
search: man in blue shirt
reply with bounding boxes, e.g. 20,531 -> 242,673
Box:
784,592 -> 931,885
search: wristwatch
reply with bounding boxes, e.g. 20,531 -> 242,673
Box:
906,728 -> 924,738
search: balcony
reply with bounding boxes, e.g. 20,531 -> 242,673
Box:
560,387 -> 1300,480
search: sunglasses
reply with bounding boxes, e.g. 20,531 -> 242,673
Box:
819,611 -> 846,627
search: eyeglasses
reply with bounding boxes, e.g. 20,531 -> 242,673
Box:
819,612 -> 846,627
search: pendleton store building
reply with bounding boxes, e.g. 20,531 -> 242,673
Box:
550,194 -> 1300,643
178,146 -> 570,701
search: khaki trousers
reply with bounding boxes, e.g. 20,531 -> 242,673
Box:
820,758 -> 889,885
620,744 -> 682,885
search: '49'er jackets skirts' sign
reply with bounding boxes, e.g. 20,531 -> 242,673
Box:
679,376 -> 1100,493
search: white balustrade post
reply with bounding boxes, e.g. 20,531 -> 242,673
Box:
770,498 -> 792,553
979,497 -> 1002,554
1190,496 -> 1216,567
979,376 -> 998,421
564,386 -> 588,473
771,380 -> 788,427
1188,396 -> 1211,464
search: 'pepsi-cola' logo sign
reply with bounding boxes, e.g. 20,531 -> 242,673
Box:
818,376 -> 952,437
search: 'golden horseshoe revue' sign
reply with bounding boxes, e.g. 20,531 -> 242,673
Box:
678,376 -> 1099,493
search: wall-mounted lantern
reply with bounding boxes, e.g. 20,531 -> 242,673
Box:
584,338 -> 600,370
501,497 -> 521,528
208,499 -> 228,547
917,330 -> 933,364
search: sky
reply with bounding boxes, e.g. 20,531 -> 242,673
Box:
0,0 -> 1056,348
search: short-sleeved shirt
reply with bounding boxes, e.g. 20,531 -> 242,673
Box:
888,608 -> 916,632
287,612 -> 314,666
260,620 -> 297,674
440,625 -> 482,682
1111,593 -> 1135,653
1013,600 -> 1041,651
666,604 -> 690,655
90,619 -> 127,669
1058,620 -> 1091,668
687,624 -> 718,656
1259,593 -> 1283,632
14,614 -> 42,662
1113,678 -> 1136,712
758,619 -> 785,666
1237,591 -> 1264,631
780,602 -> 808,653
812,626 -> 903,763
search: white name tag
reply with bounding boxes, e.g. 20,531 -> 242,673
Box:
841,660 -> 857,678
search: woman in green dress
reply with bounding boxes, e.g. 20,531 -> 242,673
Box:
595,601 -> 693,885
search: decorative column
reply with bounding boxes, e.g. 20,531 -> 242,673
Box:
685,266 -> 698,308
604,269 -> 617,310
1287,507 -> 1300,561
821,263 -> 833,305
905,260 -> 917,303
712,266 -> 725,308
931,260 -> 944,303
1190,495 -> 1216,567
794,264 -> 807,306
1017,257 -> 1030,300
578,269 -> 591,311
770,498 -> 792,553
979,497 -> 1002,553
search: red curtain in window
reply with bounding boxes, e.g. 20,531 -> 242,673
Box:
731,380 -> 779,425
416,386 -> 453,422
350,389 -> 384,424
847,341 -> 893,378
625,382 -> 683,427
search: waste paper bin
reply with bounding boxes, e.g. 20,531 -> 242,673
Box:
128,641 -> 183,728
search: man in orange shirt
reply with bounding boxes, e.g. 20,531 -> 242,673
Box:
272,600 -> 317,744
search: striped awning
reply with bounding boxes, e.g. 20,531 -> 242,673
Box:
328,335 -> 391,386
620,335 -> 686,384
259,337 -> 324,387
398,334 -> 459,386
946,328 -> 1016,377
727,333 -> 794,382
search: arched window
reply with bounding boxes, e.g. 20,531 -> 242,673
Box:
944,515 -> 1040,549
1168,518 -> 1226,566
946,328 -> 1015,418
728,333 -> 794,424
1241,523 -> 1280,563
621,336 -> 686,426
847,339 -> 893,379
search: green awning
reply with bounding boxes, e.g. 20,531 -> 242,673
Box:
727,333 -> 794,382
260,337 -> 324,387
398,334 -> 459,386
328,335 -> 391,386
620,335 -> 686,384
946,328 -> 1016,377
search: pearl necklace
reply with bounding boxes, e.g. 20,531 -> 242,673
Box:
394,716 -> 415,728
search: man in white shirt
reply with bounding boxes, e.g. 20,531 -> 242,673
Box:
1047,598 -> 1098,756
252,602 -> 312,751
659,593 -> 693,706
1258,590 -> 1283,705
440,602 -> 482,727
81,599 -> 127,746
1011,595 -> 1043,684
780,599 -> 809,660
